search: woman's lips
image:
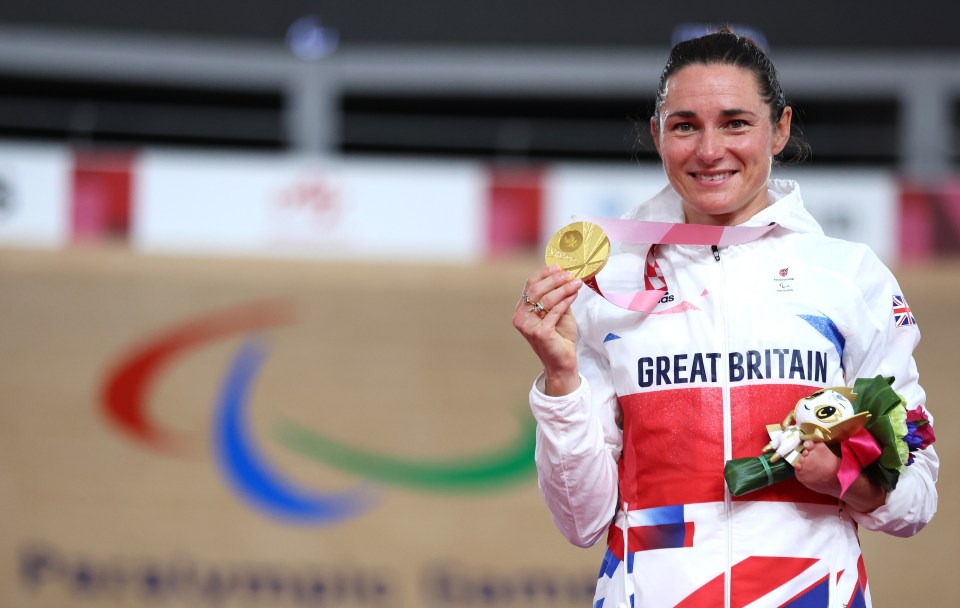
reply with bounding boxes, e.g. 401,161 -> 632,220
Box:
691,171 -> 735,184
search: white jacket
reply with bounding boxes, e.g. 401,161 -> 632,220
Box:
529,180 -> 938,608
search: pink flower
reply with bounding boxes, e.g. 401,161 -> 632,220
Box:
904,407 -> 936,465
906,407 -> 936,447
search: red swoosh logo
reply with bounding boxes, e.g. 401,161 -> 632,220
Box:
100,300 -> 294,456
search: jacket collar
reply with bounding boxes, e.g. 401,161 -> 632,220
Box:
621,178 -> 824,236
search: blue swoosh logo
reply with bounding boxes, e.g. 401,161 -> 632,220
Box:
213,338 -> 374,524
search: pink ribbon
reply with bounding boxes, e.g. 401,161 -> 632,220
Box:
577,217 -> 777,247
572,216 -> 778,314
837,428 -> 883,497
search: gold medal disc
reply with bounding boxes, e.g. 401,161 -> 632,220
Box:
545,221 -> 610,280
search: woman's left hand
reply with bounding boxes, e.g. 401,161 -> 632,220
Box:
793,440 -> 842,498
794,440 -> 888,512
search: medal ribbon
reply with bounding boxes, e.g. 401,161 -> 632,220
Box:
573,217 -> 778,314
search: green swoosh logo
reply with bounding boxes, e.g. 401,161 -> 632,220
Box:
273,411 -> 537,492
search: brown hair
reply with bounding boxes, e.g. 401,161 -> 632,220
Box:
652,27 -> 808,162
654,27 -> 786,124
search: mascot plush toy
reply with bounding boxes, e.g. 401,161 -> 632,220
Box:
764,387 -> 872,465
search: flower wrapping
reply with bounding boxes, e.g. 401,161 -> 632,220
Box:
723,375 -> 934,497
724,452 -> 796,496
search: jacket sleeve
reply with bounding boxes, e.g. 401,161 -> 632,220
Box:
528,306 -> 623,548
841,249 -> 938,537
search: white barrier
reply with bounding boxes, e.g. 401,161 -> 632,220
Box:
133,151 -> 487,263
0,143 -> 72,248
0,142 -> 901,265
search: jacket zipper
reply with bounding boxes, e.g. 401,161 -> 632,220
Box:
713,244 -> 733,608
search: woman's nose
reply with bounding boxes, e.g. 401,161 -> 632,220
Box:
696,130 -> 724,162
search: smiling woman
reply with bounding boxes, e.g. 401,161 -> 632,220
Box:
648,27 -> 799,226
651,63 -> 792,225
513,27 -> 939,608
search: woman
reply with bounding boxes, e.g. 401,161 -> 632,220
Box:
513,29 -> 938,608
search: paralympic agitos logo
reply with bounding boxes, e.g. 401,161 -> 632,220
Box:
100,300 -> 535,525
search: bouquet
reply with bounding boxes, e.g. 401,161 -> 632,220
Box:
724,375 -> 935,497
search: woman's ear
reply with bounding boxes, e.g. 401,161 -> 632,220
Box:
772,106 -> 793,154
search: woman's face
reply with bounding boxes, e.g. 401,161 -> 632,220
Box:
651,63 -> 792,226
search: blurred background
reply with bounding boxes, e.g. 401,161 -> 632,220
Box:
0,2 -> 957,607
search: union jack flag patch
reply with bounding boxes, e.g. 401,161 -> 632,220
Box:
893,295 -> 917,327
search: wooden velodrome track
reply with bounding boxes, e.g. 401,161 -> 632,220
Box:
0,245 -> 956,607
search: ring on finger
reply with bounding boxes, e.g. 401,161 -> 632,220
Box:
530,301 -> 549,319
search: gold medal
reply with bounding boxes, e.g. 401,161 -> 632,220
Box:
544,221 -> 610,280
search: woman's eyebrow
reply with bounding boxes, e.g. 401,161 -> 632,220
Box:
665,108 -> 758,119
721,108 -> 757,116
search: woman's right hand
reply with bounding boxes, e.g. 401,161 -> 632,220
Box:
512,265 -> 584,396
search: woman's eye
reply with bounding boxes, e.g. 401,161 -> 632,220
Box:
674,122 -> 694,132
728,119 -> 747,129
